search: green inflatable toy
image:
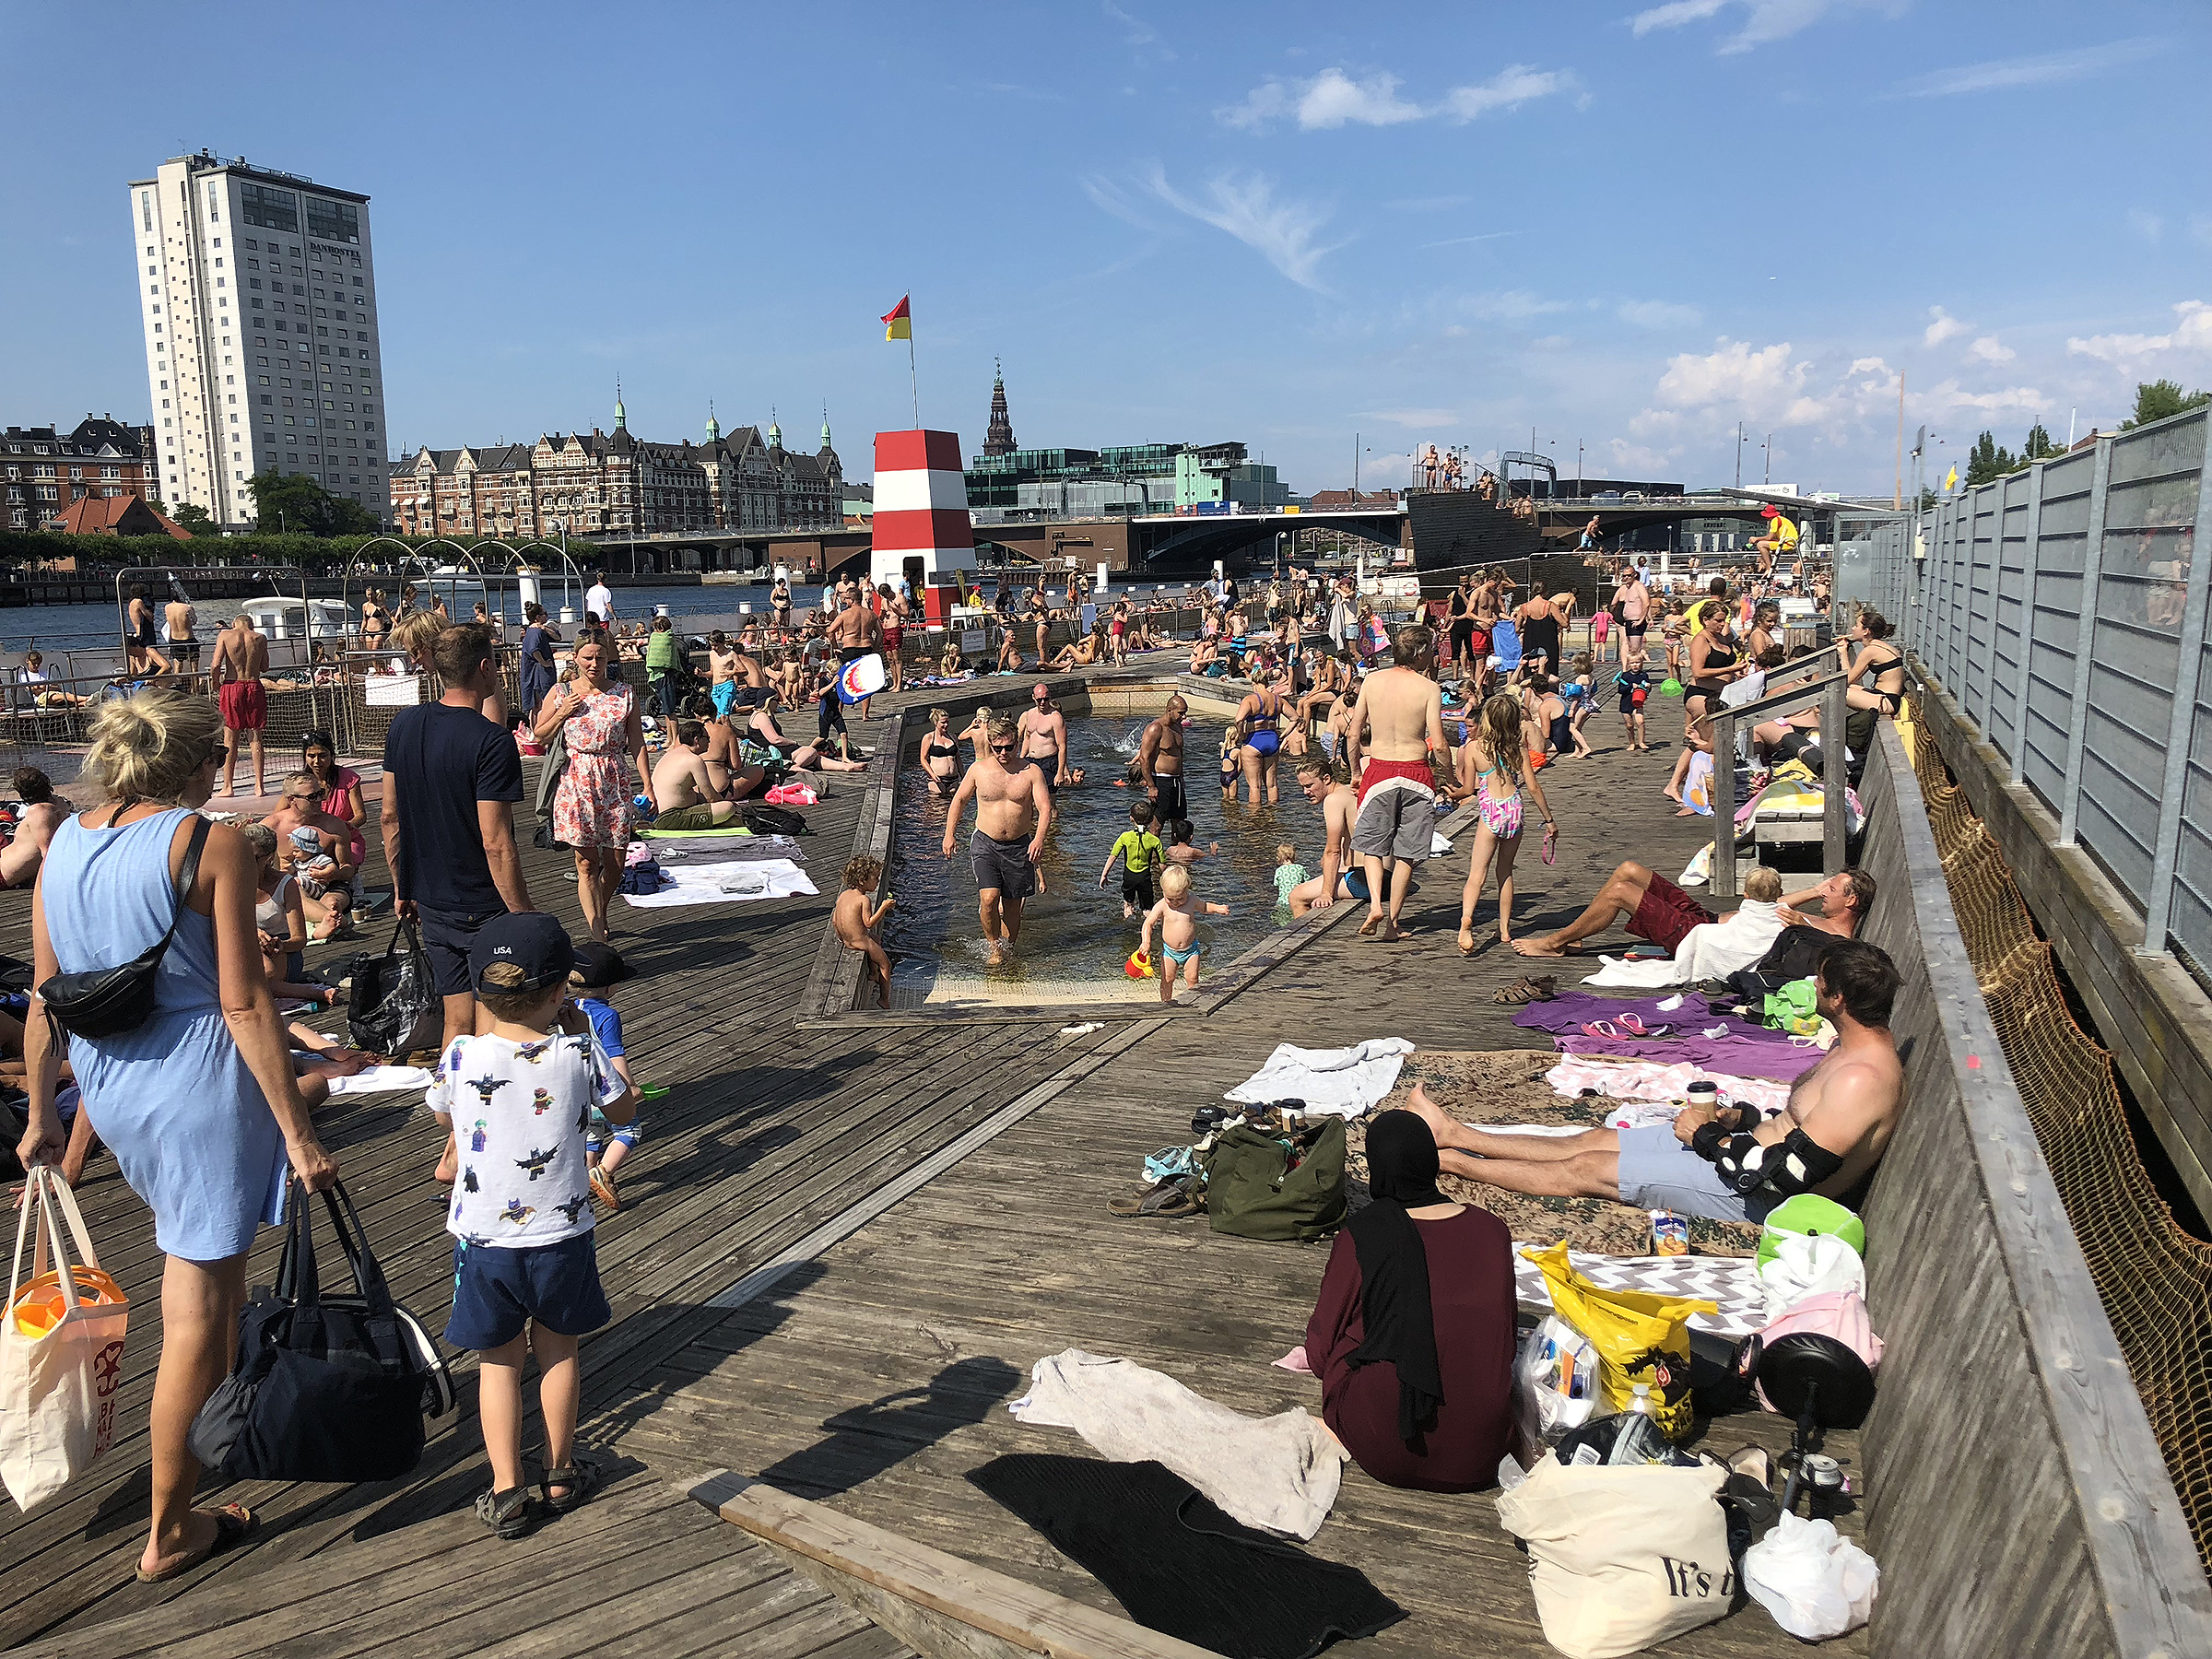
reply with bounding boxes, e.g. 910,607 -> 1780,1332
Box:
1659,677 -> 1685,697
1757,1194 -> 1866,1270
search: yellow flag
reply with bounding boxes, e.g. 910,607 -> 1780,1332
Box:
1943,465 -> 1959,492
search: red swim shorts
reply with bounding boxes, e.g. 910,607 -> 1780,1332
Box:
218,679 -> 268,732
1629,871 -> 1715,956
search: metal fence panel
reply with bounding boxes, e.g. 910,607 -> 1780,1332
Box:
2077,415 -> 2207,904
1988,473 -> 2030,759
2021,449 -> 2096,812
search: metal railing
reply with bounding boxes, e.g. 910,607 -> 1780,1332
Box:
1707,665 -> 1853,897
1841,403 -> 2212,975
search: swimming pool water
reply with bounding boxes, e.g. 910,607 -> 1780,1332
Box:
883,714 -> 1327,1005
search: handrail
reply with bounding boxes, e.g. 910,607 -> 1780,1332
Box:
1705,666 -> 1856,897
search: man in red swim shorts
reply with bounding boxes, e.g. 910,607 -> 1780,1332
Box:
212,611 -> 271,798
1514,861 -> 1874,961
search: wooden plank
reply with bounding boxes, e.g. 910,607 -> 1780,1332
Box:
686,1470 -> 1225,1659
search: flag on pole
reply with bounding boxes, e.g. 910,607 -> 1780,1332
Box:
1943,464 -> 1959,493
881,296 -> 912,341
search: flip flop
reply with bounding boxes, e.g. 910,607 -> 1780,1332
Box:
135,1502 -> 258,1582
1581,1020 -> 1627,1040
1616,1014 -> 1673,1038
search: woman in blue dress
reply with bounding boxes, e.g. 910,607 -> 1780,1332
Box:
16,690 -> 337,1583
517,602 -> 559,720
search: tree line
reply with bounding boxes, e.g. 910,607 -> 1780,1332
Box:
1964,381 -> 2211,487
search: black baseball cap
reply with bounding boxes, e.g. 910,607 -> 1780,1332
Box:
569,940 -> 629,988
469,912 -> 575,994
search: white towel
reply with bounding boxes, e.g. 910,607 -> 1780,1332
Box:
1582,899 -> 1783,989
325,1064 -> 435,1097
620,859 -> 818,908
1224,1037 -> 1415,1117
1010,1348 -> 1344,1539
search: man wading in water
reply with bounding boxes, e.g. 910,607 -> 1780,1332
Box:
1135,694 -> 1188,827
1342,624 -> 1448,942
942,712 -> 1053,966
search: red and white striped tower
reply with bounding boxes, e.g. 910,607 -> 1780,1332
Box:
871,429 -> 975,621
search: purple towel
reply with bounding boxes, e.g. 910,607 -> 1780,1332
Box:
1554,1031 -> 1823,1081
1512,991 -> 1770,1041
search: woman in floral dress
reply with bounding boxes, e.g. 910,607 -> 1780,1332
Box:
534,637 -> 653,941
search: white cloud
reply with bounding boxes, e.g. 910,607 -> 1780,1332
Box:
1101,1 -> 1155,47
1632,339 -> 2015,437
1081,174 -> 1158,230
2067,300 -> 2212,363
1458,290 -> 1576,321
1618,299 -> 1702,329
1653,338 -> 1808,415
2128,209 -> 2164,244
1629,0 -> 1888,54
1896,38 -> 2159,98
1968,335 -> 2016,364
1146,168 -> 1344,291
1220,65 -> 1579,131
1924,305 -> 1971,347
1440,65 -> 1585,120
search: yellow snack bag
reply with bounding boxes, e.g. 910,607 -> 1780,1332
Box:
1526,1241 -> 1714,1442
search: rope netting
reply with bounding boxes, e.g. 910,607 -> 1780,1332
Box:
1906,705 -> 2212,1564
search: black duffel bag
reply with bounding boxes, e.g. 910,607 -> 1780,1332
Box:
187,1178 -> 450,1483
347,921 -> 441,1061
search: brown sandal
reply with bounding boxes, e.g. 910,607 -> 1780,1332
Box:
135,1502 -> 257,1582
1493,975 -> 1558,1006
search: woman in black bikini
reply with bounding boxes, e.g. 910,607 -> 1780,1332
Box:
1447,576 -> 1477,673
922,707 -> 963,795
1517,582 -> 1562,678
1666,606 -> 1744,805
1751,609 -> 1908,751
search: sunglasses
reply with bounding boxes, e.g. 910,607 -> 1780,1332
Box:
989,741 -> 1017,752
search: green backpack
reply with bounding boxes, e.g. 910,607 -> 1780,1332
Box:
1761,979 -> 1822,1035
1203,1119 -> 1347,1242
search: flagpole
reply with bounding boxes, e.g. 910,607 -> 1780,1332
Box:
907,334 -> 919,428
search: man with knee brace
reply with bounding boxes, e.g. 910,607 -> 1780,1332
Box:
1406,940 -> 1903,1224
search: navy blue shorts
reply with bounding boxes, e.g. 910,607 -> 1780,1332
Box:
418,905 -> 500,1000
446,1232 -> 612,1352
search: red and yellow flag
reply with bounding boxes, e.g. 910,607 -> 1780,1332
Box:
881,295 -> 912,341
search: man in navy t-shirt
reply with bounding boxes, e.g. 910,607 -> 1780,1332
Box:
381,622 -> 531,1058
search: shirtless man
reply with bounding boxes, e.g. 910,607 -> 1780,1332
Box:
747,702 -> 866,776
706,631 -> 745,718
1514,863 -> 1872,961
212,610 -> 271,797
1409,942 -> 1904,1223
1018,684 -> 1071,791
650,719 -> 742,830
1342,624 -> 1448,942
941,712 -> 1053,965
1286,756 -> 1358,916
0,768 -> 67,891
1135,694 -> 1188,828
830,590 -> 883,720
163,591 -> 201,690
120,583 -> 169,680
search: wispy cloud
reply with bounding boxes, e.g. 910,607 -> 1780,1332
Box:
1145,168 -> 1345,291
1896,38 -> 2159,98
1358,408 -> 1459,427
1968,335 -> 2016,364
1618,299 -> 1702,329
2068,300 -> 2212,363
1630,0 -> 1896,55
1924,305 -> 1971,347
1100,1 -> 1155,48
1082,174 -> 1159,231
1220,64 -> 1580,131
1420,229 -> 1527,250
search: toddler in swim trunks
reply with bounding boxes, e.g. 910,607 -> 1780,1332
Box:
1141,864 -> 1230,1003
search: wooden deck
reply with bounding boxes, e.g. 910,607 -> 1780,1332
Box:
0,673 -> 1865,1657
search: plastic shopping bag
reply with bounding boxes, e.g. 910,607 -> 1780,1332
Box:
347,921 -> 441,1061
1514,1314 -> 1600,1441
1527,1241 -> 1714,1442
1495,1450 -> 1733,1659
1742,1512 -> 1879,1640
0,1168 -> 131,1512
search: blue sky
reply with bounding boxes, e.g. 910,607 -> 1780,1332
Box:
5,0 -> 2209,497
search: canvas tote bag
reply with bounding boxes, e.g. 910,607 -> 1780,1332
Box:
1494,1452 -> 1733,1659
0,1167 -> 131,1512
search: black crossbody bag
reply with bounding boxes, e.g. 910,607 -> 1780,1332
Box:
39,813 -> 211,1040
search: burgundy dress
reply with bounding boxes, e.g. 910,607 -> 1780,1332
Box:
1304,1205 -> 1517,1492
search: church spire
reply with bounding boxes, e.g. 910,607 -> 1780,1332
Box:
705,397 -> 720,443
614,375 -> 627,431
983,357 -> 1016,457
819,403 -> 833,452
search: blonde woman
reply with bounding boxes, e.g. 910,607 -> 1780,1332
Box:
535,636 -> 653,942
1453,693 -> 1555,956
394,610 -> 507,727
14,690 -> 335,1583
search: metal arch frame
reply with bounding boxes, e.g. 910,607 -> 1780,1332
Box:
109,559 -> 324,729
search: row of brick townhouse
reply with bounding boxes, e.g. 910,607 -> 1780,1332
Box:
389,402 -> 842,542
3,418 -> 156,532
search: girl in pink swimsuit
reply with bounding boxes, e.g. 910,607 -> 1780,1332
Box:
1454,693 -> 1555,957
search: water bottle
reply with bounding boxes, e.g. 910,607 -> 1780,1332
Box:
1628,1382 -> 1657,1418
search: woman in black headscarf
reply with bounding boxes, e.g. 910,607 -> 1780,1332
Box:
1302,1110 -> 1517,1491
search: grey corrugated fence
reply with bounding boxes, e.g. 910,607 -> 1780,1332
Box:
1841,405 -> 2212,977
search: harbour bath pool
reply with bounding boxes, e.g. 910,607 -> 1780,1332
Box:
881,712 -> 1349,1007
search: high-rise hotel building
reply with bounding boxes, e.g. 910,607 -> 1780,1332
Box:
128,151 -> 389,528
